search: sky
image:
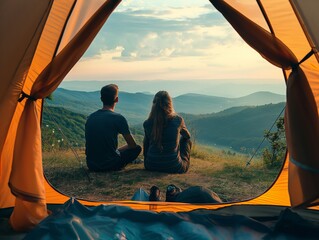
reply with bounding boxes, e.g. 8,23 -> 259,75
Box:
64,0 -> 285,94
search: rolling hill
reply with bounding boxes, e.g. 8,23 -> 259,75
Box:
42,106 -> 87,148
174,91 -> 285,114
188,102 -> 286,152
42,101 -> 286,153
46,88 -> 285,124
46,89 -> 153,124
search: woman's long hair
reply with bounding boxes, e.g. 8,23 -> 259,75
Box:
148,91 -> 175,148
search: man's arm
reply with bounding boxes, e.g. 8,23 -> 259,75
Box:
118,134 -> 137,151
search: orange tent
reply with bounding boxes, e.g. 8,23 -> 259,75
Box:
1,0 -> 319,236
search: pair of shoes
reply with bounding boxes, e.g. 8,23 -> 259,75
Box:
149,184 -> 182,202
149,186 -> 161,201
166,184 -> 182,202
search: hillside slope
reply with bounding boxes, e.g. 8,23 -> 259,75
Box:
47,88 -> 285,122
42,106 -> 87,148
190,102 -> 286,151
42,102 -> 286,152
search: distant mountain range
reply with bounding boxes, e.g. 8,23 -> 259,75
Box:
46,88 -> 285,124
59,80 -> 286,98
173,91 -> 285,114
185,103 -> 285,151
42,103 -> 285,152
43,88 -> 286,152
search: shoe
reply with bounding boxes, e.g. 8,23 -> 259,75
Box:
166,184 -> 182,202
132,158 -> 144,164
149,186 -> 161,201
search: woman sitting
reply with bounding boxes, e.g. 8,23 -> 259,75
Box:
143,91 -> 192,173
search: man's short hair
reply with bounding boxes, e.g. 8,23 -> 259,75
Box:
100,84 -> 118,106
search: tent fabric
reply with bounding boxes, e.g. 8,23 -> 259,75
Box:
286,67 -> 319,208
23,199 -> 319,239
210,0 -> 319,208
1,0 -> 319,233
254,0 -> 319,209
0,0 -> 52,209
210,0 -> 298,70
0,0 -> 121,231
290,0 -> 319,61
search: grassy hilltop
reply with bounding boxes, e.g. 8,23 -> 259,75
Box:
43,146 -> 281,202
41,91 -> 285,202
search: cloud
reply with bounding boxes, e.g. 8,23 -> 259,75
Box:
83,8 -> 233,62
128,6 -> 216,21
67,39 -> 282,82
66,2 -> 282,82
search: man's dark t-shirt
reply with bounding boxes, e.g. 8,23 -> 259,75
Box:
85,109 -> 130,171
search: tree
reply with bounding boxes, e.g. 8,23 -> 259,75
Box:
262,117 -> 286,169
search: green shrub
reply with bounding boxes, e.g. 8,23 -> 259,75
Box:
262,117 -> 286,169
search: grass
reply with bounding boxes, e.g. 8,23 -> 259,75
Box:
43,145 -> 281,202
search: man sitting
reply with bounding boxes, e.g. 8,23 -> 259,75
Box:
85,84 -> 141,171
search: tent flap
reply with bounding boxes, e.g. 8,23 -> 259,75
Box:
2,0 -> 319,234
4,0 -> 121,231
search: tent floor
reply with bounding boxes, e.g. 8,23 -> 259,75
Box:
2,199 -> 319,239
0,217 -> 26,240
